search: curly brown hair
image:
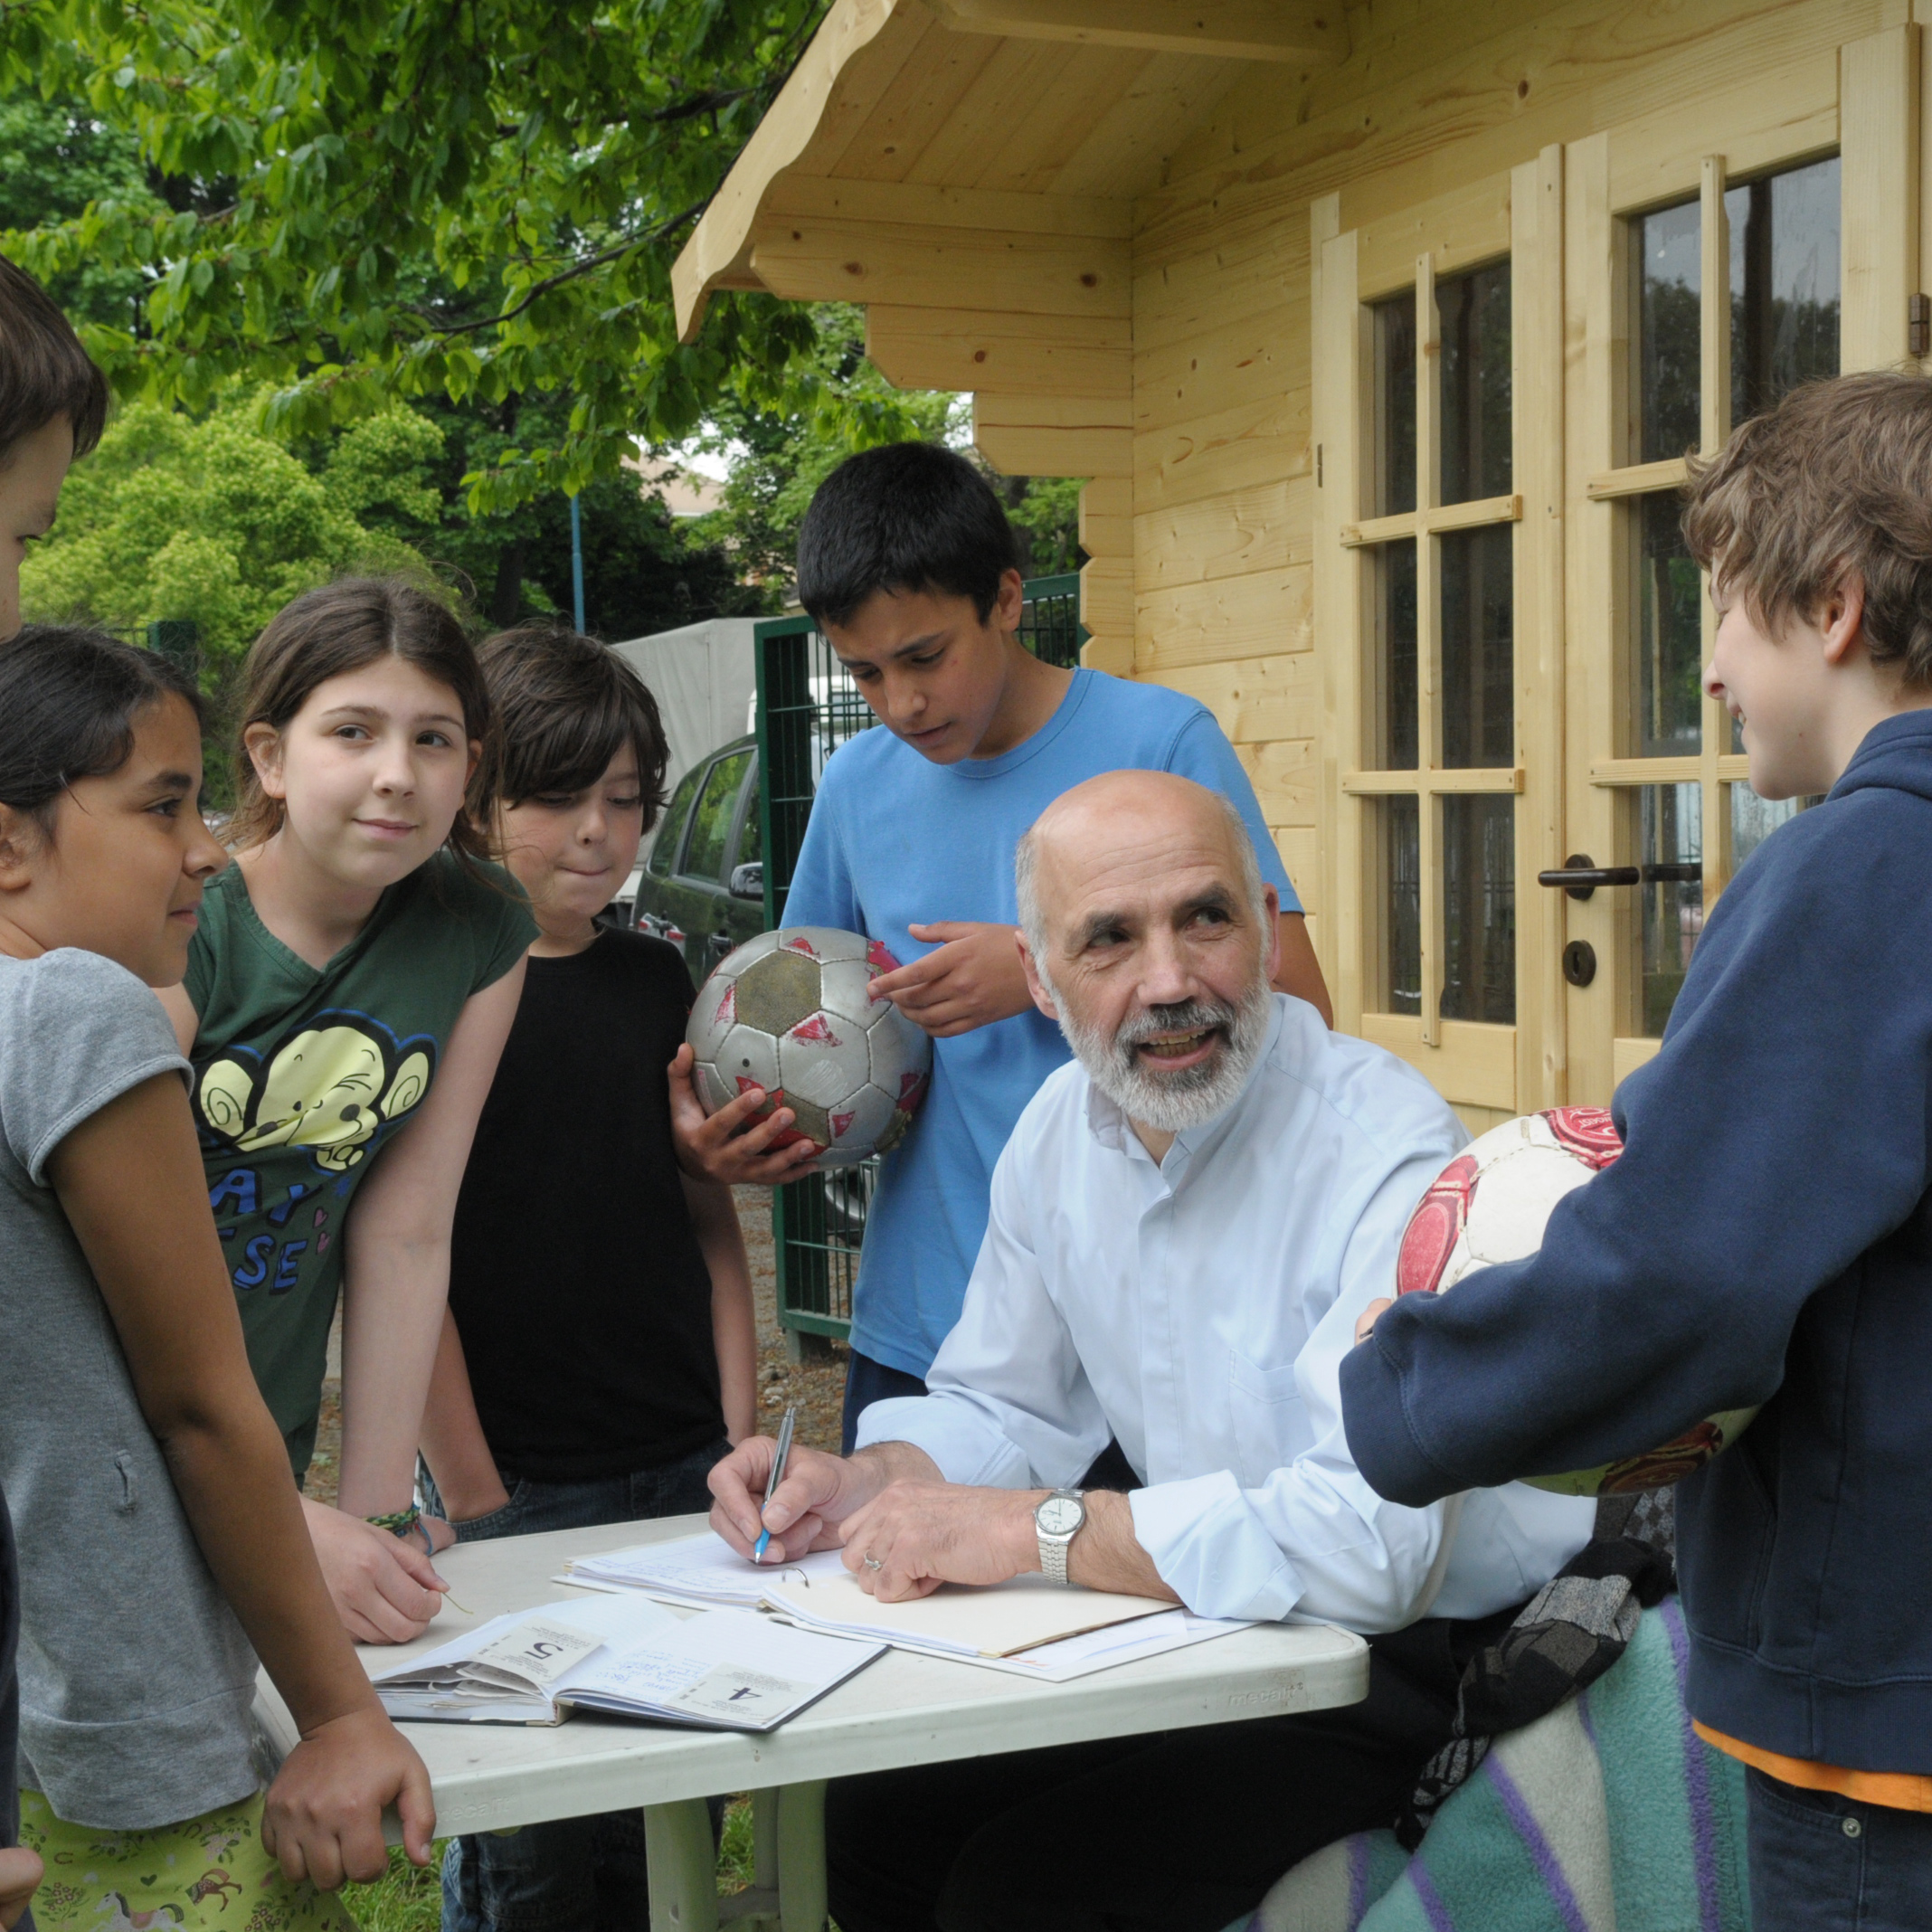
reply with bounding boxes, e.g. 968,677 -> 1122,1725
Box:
1683,371 -> 1932,688
228,577 -> 499,861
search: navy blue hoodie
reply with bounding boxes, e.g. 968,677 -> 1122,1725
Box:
1340,711 -> 1932,1774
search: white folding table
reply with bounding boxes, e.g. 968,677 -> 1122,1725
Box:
255,1513 -> 1368,1932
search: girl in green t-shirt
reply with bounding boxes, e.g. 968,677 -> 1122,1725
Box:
159,579 -> 536,1645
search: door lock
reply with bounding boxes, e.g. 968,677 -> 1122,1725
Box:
1562,940 -> 1598,988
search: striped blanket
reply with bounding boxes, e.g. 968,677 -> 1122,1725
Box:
1238,1599 -> 1752,1932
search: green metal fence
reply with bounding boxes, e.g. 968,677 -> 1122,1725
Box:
754,573 -> 1084,1346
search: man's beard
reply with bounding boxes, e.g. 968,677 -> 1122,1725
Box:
1051,973 -> 1275,1135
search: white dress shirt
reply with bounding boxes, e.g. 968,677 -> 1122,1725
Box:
857,995 -> 1596,1628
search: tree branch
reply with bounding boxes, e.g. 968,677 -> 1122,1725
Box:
406,200 -> 707,341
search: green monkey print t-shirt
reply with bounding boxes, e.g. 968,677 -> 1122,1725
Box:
185,850 -> 536,1477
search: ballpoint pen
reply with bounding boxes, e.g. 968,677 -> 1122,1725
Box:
753,1403 -> 799,1563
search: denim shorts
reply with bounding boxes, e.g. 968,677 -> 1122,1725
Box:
420,1439 -> 732,1932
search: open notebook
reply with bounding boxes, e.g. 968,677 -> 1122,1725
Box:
373,1590 -> 882,1728
565,1531 -> 1255,1681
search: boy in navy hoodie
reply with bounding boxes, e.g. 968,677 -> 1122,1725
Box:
1340,370 -> 1932,1932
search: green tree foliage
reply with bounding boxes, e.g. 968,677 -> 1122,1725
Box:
374,392 -> 769,635
0,91 -> 166,327
0,0 -> 949,510
19,399 -> 439,661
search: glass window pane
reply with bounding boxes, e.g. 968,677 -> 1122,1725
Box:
1374,292 -> 1416,516
1633,491 -> 1704,756
1730,786 -> 1804,869
1441,794 -> 1515,1024
681,749 -> 752,881
1376,540 -> 1418,769
1728,156 -> 1840,422
1441,524 -> 1513,768
1636,196 -> 1702,462
1382,795 -> 1421,1017
735,762 -> 762,866
648,762 -> 704,876
1438,260 -> 1512,505
1634,782 -> 1704,1037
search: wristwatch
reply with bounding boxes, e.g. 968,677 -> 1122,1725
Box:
1035,1489 -> 1087,1586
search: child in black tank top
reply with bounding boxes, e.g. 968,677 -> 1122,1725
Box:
420,626 -> 754,1932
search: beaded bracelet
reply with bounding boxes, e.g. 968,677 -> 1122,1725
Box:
366,1503 -> 434,1557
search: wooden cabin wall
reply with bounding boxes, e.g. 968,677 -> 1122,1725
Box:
1122,0 -> 1921,1023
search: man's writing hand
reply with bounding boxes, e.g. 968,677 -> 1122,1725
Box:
668,1043 -> 821,1186
1355,1297 -> 1394,1345
869,923 -> 1034,1037
707,1437 -> 884,1563
835,1481 -> 1036,1603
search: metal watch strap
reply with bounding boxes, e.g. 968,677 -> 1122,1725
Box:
1037,1489 -> 1084,1586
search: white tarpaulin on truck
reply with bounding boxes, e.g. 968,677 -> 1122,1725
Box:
609,617 -> 759,851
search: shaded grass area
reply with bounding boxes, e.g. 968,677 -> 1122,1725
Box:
343,1799 -> 760,1931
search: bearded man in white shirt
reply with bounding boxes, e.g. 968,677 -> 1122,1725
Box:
708,769 -> 1593,1932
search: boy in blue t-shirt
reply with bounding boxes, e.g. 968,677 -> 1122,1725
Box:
675,443 -> 1329,1446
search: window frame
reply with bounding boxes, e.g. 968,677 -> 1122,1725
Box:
1313,151 -> 1567,1124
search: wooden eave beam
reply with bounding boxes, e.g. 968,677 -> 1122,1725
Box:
923,0 -> 1344,64
672,0 -> 920,342
749,215 -> 1131,320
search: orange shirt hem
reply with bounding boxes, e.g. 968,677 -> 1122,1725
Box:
1695,1720 -> 1932,1814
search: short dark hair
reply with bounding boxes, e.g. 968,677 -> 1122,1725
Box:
230,576 -> 498,860
0,256 -> 110,461
1684,371 -> 1932,688
478,626 -> 670,829
0,625 -> 201,836
796,441 -> 1020,629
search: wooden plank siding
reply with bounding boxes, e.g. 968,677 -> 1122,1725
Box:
1123,0 -> 1910,1097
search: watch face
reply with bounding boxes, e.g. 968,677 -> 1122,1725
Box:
1037,1495 -> 1084,1536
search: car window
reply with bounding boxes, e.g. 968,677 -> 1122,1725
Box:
648,764 -> 704,878
734,761 -> 762,867
682,750 -> 753,882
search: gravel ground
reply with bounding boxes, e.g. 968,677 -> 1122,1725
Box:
305,1186 -> 847,1512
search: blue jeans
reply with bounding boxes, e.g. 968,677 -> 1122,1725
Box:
1747,1766 -> 1932,1932
419,1440 -> 731,1932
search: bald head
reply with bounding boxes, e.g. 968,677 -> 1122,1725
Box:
1014,771 -> 1279,1139
1016,771 -> 1265,959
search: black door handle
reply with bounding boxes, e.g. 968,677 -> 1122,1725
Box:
1537,854 -> 1701,899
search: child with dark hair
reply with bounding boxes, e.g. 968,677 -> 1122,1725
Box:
1341,371 -> 1932,1932
0,250 -> 115,1932
156,577 -> 538,1646
677,440 -> 1330,1449
0,623 -> 436,1930
417,624 -> 755,1932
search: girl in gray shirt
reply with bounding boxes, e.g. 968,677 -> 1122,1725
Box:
0,628 -> 436,1927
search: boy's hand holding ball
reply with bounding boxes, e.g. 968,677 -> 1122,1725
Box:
869,922 -> 1035,1037
668,1043 -> 822,1186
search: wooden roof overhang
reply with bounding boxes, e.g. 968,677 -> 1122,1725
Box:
672,0 -> 1342,488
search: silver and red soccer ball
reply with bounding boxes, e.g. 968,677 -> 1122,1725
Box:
1395,1106 -> 1757,1495
686,927 -> 933,1171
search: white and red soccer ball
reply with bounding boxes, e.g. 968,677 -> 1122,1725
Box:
1395,1106 -> 1757,1494
686,926 -> 933,1171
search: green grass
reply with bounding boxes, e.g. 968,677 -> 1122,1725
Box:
342,1842 -> 448,1932
342,1799 -> 762,1932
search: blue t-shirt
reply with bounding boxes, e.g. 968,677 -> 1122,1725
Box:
784,668 -> 1300,1378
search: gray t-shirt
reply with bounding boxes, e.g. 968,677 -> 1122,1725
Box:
0,950 -> 257,1829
